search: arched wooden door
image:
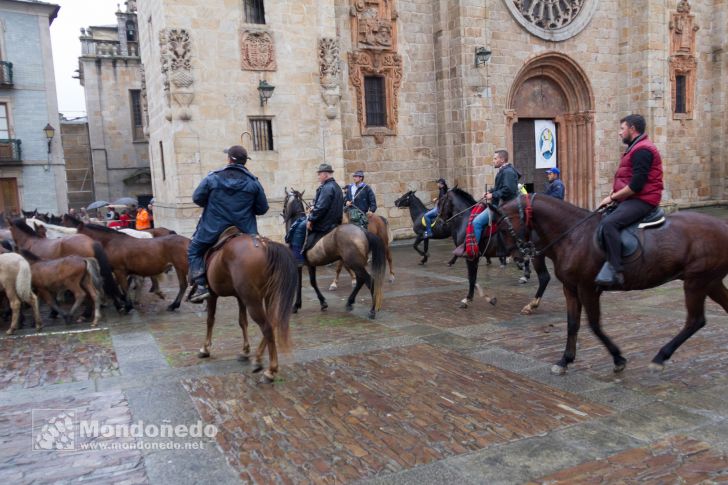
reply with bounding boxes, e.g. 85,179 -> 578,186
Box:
505,53 -> 596,208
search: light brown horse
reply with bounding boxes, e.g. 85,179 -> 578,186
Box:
8,218 -> 127,312
63,215 -> 190,311
329,209 -> 395,290
0,252 -> 42,335
20,250 -> 102,327
199,233 -> 298,383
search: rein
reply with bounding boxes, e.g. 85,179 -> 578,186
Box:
444,199 -> 484,224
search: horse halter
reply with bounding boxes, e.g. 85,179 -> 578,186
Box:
490,194 -> 537,259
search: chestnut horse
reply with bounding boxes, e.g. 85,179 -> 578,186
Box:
494,194 -> 728,375
20,250 -> 103,327
8,218 -> 127,312
63,215 -> 190,311
198,234 -> 297,383
329,207 -> 394,290
282,190 -> 386,319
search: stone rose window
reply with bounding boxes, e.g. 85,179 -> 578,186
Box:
504,0 -> 598,41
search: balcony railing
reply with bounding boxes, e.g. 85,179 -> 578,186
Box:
0,139 -> 22,162
0,61 -> 13,87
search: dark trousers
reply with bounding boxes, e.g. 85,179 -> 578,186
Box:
188,238 -> 213,284
600,198 -> 654,272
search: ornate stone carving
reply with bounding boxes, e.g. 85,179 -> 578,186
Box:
240,30 -> 276,71
350,0 -> 398,51
319,38 -> 341,119
348,50 -> 403,139
159,28 -> 194,119
669,0 -> 698,119
504,0 -> 597,41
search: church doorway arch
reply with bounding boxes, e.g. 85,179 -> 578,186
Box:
505,53 -> 596,208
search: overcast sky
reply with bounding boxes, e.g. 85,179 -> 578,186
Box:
50,0 -> 120,118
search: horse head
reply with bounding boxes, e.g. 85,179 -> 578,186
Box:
282,187 -> 307,226
62,213 -> 82,228
33,222 -> 48,239
394,190 -> 416,208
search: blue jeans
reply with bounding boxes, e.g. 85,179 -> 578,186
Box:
424,207 -> 438,236
472,209 -> 491,245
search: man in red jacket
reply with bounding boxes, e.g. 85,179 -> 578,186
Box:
595,114 -> 664,287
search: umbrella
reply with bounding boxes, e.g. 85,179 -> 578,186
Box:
112,197 -> 138,206
87,200 -> 110,210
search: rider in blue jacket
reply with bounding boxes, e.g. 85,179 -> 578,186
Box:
187,145 -> 269,302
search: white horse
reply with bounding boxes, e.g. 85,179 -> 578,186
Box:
118,228 -> 153,238
0,252 -> 42,334
26,218 -> 76,239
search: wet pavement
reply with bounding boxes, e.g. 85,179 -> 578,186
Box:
2,206 -> 728,484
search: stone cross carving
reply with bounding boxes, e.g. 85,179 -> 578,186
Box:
240,30 -> 277,71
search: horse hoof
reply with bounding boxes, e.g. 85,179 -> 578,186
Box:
328,284 -> 338,291
614,362 -> 627,373
388,276 -> 395,283
252,363 -> 264,373
459,298 -> 471,309
198,350 -> 210,359
320,302 -> 328,311
368,311 -> 376,320
551,364 -> 567,375
259,371 -> 275,384
5,329 -> 14,335
345,304 -> 353,312
237,354 -> 250,362
489,297 -> 497,306
292,307 -> 299,314
518,277 -> 528,284
166,304 -> 179,312
648,362 -> 664,372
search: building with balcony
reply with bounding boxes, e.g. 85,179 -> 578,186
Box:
76,0 -> 151,207
0,0 -> 67,215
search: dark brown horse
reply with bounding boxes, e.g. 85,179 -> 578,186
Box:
20,250 -> 102,327
282,189 -> 386,319
394,190 -> 459,265
199,234 -> 297,383
8,218 -> 127,312
63,215 -> 190,311
494,194 -> 728,375
438,188 -> 551,311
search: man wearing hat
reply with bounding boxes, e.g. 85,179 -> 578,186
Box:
304,163 -> 344,254
187,145 -> 269,303
344,170 -> 377,215
544,167 -> 565,200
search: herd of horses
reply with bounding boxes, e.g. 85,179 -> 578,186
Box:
2,185 -> 728,382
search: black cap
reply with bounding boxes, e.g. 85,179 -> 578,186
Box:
225,145 -> 248,163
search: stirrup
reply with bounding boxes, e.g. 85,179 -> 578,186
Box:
189,285 -> 210,303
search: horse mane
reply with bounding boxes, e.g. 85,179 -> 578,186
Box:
449,187 -> 477,205
10,218 -> 39,237
19,249 -> 42,262
83,223 -> 128,235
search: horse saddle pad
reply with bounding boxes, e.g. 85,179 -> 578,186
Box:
596,207 -> 666,257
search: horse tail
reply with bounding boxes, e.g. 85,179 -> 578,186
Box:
14,256 -> 34,304
92,242 -> 125,309
365,232 -> 386,311
84,257 -> 103,294
263,241 -> 298,353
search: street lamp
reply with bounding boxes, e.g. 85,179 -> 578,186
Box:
257,79 -> 275,107
43,123 -> 55,171
43,123 -> 55,153
475,47 -> 492,67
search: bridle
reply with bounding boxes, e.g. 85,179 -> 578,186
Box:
491,194 -> 606,258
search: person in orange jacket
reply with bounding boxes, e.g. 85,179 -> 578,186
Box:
135,206 -> 151,230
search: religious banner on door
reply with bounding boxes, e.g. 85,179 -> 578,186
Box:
534,120 -> 557,169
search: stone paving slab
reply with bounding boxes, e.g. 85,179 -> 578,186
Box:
0,328 -> 119,391
149,308 -> 403,367
528,435 -> 728,484
182,344 -> 611,483
0,391 -> 147,484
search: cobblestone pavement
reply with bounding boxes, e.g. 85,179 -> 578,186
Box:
2,207 -> 728,483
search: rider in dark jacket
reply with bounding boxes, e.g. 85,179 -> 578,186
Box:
344,170 -> 377,214
305,163 -> 344,253
187,145 -> 269,302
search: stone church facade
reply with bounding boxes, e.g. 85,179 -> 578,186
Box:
136,0 -> 728,238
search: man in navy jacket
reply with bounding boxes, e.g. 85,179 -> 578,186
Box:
187,145 -> 269,303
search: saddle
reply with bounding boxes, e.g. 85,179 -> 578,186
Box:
596,207 -> 666,258
204,227 -> 264,268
